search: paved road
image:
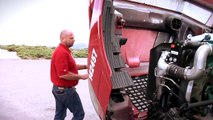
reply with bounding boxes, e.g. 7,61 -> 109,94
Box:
0,59 -> 99,120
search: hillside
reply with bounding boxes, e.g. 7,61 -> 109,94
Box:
72,43 -> 88,49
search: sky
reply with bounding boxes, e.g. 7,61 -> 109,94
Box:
0,0 -> 89,47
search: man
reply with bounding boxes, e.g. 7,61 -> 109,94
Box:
50,29 -> 88,120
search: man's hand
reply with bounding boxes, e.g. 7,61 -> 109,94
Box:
81,74 -> 89,80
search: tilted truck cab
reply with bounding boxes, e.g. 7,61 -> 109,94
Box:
87,0 -> 213,119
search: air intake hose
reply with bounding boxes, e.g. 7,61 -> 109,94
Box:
167,64 -> 185,79
167,44 -> 213,80
158,44 -> 213,80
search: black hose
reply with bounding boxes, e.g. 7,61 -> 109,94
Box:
187,99 -> 213,109
167,64 -> 185,79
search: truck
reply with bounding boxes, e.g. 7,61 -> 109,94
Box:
87,0 -> 213,119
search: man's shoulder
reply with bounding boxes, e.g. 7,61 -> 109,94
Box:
53,47 -> 70,57
55,46 -> 66,52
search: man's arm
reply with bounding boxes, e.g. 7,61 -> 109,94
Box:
76,64 -> 87,70
59,71 -> 88,80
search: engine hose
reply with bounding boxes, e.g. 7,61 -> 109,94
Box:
187,99 -> 213,109
167,64 -> 185,79
161,44 -> 213,80
183,41 -> 204,48
161,84 -> 186,103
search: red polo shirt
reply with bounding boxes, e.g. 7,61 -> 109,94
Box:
50,43 -> 79,87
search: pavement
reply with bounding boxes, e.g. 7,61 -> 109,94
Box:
0,49 -> 99,120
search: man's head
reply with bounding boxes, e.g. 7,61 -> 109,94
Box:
60,29 -> 75,48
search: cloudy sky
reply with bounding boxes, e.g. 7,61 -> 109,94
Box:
0,0 -> 89,46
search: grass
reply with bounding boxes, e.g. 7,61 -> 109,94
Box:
0,44 -> 88,59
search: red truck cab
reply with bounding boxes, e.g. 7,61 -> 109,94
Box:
87,0 -> 213,119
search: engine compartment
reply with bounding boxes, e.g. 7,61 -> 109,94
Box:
88,0 -> 213,119
147,33 -> 213,119
113,1 -> 213,119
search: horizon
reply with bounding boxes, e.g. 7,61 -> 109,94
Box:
0,42 -> 88,48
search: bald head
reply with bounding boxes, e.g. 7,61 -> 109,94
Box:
59,29 -> 75,47
60,29 -> 74,41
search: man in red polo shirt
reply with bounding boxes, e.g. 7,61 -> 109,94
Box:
50,29 -> 88,120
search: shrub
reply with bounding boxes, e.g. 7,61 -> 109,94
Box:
0,45 -> 88,59
72,48 -> 88,58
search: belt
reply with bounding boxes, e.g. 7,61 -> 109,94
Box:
54,85 -> 73,90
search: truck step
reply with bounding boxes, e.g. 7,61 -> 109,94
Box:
125,75 -> 151,112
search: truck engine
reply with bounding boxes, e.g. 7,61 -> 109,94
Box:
147,33 -> 213,120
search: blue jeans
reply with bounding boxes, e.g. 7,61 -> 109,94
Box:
52,85 -> 85,120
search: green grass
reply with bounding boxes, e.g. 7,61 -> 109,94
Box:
0,44 -> 88,59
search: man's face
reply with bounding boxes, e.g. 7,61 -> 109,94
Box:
65,34 -> 75,47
